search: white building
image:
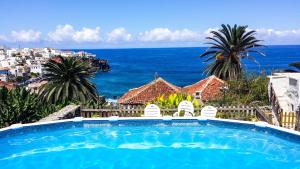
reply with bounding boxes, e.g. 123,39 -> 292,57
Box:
0,67 -> 9,82
269,73 -> 300,113
60,50 -> 74,57
0,58 -> 16,67
9,65 -> 29,77
0,54 -> 7,61
6,48 -> 19,57
29,64 -> 44,75
0,48 -> 7,60
0,74 -> 8,82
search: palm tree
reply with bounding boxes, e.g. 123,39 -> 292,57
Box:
39,56 -> 99,104
201,24 -> 265,80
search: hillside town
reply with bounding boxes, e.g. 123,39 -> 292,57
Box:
0,47 -> 109,90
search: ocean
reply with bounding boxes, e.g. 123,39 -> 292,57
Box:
74,46 -> 300,99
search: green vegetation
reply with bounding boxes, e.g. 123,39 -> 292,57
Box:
15,76 -> 29,82
209,74 -> 269,106
0,87 -> 60,127
289,62 -> 300,71
84,97 -> 106,109
39,56 -> 99,104
201,24 -> 264,80
0,56 -> 101,128
149,93 -> 200,108
29,72 -> 39,78
148,93 -> 201,116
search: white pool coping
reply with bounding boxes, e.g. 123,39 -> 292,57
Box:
1,117 -> 300,137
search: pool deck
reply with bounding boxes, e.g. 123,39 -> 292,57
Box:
1,117 -> 300,137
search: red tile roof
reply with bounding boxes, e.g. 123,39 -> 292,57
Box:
118,77 -> 181,105
0,81 -> 16,90
50,57 -> 62,63
0,67 -> 10,71
183,75 -> 225,101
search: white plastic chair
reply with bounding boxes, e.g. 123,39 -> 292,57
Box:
200,106 -> 217,118
144,104 -> 161,117
173,100 -> 194,117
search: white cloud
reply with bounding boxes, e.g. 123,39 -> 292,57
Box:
10,30 -> 41,42
254,28 -> 300,44
203,27 -> 300,45
139,28 -> 201,42
1,25 -> 300,46
48,24 -> 101,43
203,27 -> 219,37
107,27 -> 132,42
73,27 -> 101,43
48,24 -> 75,42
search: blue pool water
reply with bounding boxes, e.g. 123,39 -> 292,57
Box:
0,120 -> 300,169
75,46 -> 300,98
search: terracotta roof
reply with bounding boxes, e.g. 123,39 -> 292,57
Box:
27,80 -> 47,88
118,77 -> 181,105
50,57 -> 62,63
0,81 -> 16,90
0,67 -> 10,71
183,75 -> 225,101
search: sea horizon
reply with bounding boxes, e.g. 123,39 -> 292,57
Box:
63,44 -> 300,50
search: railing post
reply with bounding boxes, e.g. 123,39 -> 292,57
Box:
296,110 -> 300,131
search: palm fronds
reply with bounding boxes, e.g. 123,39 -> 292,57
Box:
39,56 -> 99,104
201,24 -> 265,80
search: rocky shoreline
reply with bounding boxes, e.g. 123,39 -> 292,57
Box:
90,58 -> 110,72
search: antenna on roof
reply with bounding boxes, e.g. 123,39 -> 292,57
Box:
154,72 -> 159,80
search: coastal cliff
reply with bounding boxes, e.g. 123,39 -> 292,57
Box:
81,58 -> 110,72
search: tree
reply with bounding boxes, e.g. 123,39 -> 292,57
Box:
208,74 -> 269,106
39,56 -> 99,104
201,24 -> 265,80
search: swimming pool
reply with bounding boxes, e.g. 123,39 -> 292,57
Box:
0,118 -> 300,169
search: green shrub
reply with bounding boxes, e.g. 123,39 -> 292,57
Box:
179,110 -> 185,117
0,87 -> 70,128
29,72 -> 39,78
147,93 -> 202,116
149,93 -> 201,108
209,74 -> 269,106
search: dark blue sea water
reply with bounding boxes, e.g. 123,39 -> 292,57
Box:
75,46 -> 300,98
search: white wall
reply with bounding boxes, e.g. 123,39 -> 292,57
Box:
0,75 -> 8,82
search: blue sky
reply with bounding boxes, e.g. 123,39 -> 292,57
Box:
1,0 -> 300,48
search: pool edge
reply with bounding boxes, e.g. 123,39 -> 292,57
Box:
1,117 -> 300,137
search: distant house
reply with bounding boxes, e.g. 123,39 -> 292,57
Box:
0,67 -> 10,82
10,65 -> 30,77
27,80 -> 47,93
268,73 -> 300,116
118,77 -> 181,106
183,75 -> 225,102
0,81 -> 15,90
118,75 -> 225,106
29,64 -> 44,75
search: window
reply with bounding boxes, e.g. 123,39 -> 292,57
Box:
195,91 -> 201,99
289,78 -> 298,87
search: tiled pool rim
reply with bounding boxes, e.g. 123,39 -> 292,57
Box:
1,117 -> 300,143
